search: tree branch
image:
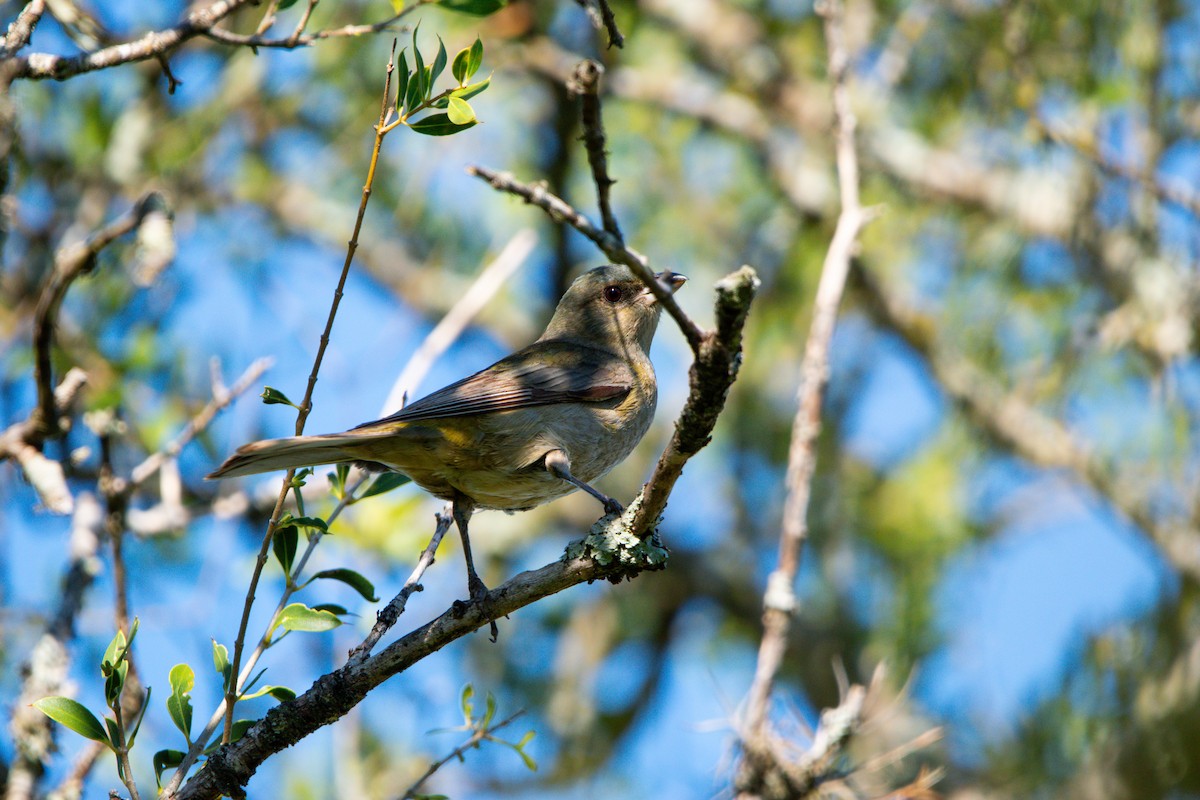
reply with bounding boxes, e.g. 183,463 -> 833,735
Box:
568,60 -> 623,242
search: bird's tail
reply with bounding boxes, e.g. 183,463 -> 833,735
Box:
206,434 -> 370,479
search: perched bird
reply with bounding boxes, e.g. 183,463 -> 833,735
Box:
208,264 -> 686,602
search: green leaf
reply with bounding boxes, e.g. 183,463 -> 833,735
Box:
240,684 -> 296,703
311,603 -> 351,616
274,602 -> 342,634
278,0 -> 300,8
272,524 -> 298,574
105,717 -> 122,751
390,0 -> 405,12
438,0 -> 507,16
396,50 -> 409,115
328,463 -> 350,499
277,513 -> 328,533
467,36 -> 483,78
212,640 -> 231,689
452,47 -> 470,84
153,749 -> 185,788
167,663 -> 195,741
127,685 -> 151,748
482,691 -> 496,726
447,96 -> 476,125
104,660 -> 128,709
260,386 -> 296,407
410,113 -> 477,137
102,628 -> 127,674
412,25 -> 426,102
517,730 -> 535,748
360,471 -> 412,499
430,36 -> 448,87
311,568 -> 379,602
450,75 -> 490,102
460,684 -> 474,725
405,68 -> 423,116
516,746 -> 537,772
34,697 -> 109,744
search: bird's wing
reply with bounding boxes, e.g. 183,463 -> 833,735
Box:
355,340 -> 632,428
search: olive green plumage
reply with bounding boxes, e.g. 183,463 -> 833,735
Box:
207,264 -> 686,601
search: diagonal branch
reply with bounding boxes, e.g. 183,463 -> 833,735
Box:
466,165 -> 705,350
4,0 -> 256,82
568,60 -> 623,242
1,0 -> 47,59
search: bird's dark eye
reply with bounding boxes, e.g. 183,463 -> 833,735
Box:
603,285 -> 624,303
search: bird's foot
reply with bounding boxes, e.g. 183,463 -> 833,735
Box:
602,496 -> 625,516
449,575 -> 500,642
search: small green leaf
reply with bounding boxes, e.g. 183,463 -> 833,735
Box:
328,463 -> 350,499
438,0 -> 507,16
240,684 -> 296,703
450,75 -> 490,102
104,660 -> 128,709
278,0 -> 300,8
311,568 -> 379,602
516,747 -> 537,772
274,602 -> 342,634
105,717 -> 122,751
482,691 -> 496,726
517,730 -> 535,748
460,684 -> 474,725
153,749 -> 185,788
202,720 -> 255,754
410,113 -> 477,136
311,602 -> 351,616
390,0 -> 405,12
430,36 -> 448,87
447,96 -> 476,125
212,640 -> 230,680
452,47 -> 470,84
467,36 -> 483,78
396,50 -> 410,114
128,685 -> 151,748
277,513 -> 328,533
272,525 -> 298,575
34,697 -> 109,744
102,628 -> 127,673
260,386 -> 296,407
167,663 -> 195,741
412,26 -> 426,101
360,471 -> 412,499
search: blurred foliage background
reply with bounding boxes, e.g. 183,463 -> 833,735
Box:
3,0 -> 1200,797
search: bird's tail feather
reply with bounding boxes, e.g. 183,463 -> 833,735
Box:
206,434 -> 370,479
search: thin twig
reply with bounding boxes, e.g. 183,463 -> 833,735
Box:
569,59 -> 623,242
0,368 -> 87,513
2,0 -> 47,59
399,710 -> 525,800
350,507 -> 454,662
286,0 -> 320,45
32,194 -> 161,442
5,0 -> 256,81
741,0 -> 876,763
204,13 -> 411,50
379,230 -> 536,415
218,44 -> 399,748
129,357 -> 273,487
575,0 -> 623,48
466,165 -> 705,350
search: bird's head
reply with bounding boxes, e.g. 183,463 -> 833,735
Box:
539,264 -> 687,354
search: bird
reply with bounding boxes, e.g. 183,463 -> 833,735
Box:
207,264 -> 686,605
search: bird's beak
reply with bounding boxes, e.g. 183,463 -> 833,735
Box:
654,270 -> 687,294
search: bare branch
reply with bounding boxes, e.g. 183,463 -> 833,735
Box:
742,0 -> 876,744
466,165 -> 706,350
568,60 -> 623,242
350,508 -> 454,663
5,0 -> 257,82
203,13 -> 410,51
575,0 -> 624,48
2,0 -> 47,59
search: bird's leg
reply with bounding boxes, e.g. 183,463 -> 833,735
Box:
452,495 -> 488,601
543,449 -> 624,515
451,495 -> 499,641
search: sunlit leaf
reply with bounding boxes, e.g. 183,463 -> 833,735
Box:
274,602 -> 342,634
447,96 -> 476,125
410,113 -> 476,136
34,697 -> 109,744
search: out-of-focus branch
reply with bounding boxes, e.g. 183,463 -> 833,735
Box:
738,1 -> 877,794
466,165 -> 705,350
3,0 -> 255,82
399,710 -> 525,799
380,230 -> 536,415
6,493 -> 103,800
1,0 -> 46,59
575,0 -> 624,48
173,265 -> 758,800
203,11 -> 412,50
0,368 -> 87,513
855,265 -> 1200,581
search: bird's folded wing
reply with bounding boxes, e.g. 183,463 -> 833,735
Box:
355,340 -> 633,428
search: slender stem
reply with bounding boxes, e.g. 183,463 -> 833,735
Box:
219,46 -> 399,746
399,711 -> 525,800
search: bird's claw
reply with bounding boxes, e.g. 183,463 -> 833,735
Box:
602,497 -> 624,516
